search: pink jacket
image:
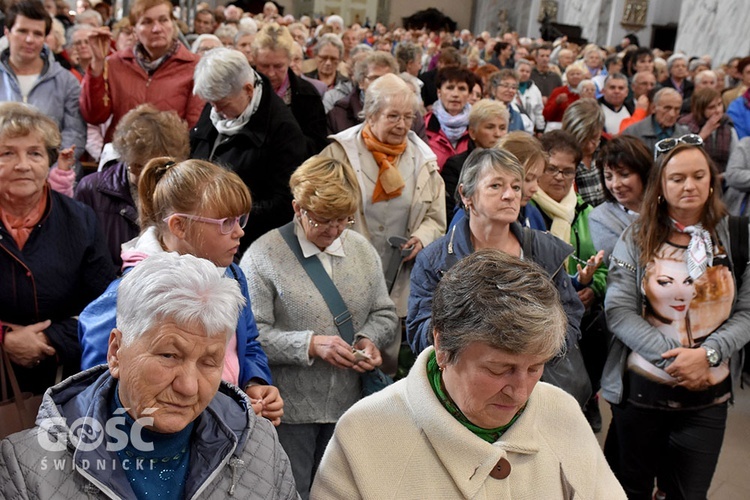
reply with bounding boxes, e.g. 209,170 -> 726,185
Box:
80,44 -> 204,143
423,112 -> 471,171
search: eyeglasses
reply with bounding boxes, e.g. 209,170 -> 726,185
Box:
654,134 -> 704,160
383,113 -> 415,124
301,209 -> 355,229
164,213 -> 249,234
544,165 -> 577,179
498,82 -> 519,91
317,55 -> 339,63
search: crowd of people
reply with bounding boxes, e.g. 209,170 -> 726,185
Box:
1,0 -> 750,498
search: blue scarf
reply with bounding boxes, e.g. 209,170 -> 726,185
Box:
432,99 -> 471,143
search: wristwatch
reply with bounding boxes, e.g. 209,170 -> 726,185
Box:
703,346 -> 721,367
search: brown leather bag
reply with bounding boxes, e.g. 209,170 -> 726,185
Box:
0,346 -> 43,439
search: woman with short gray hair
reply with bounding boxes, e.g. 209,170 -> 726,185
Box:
313,250 -> 624,498
514,58 -> 545,133
562,98 -> 606,206
305,33 -> 347,89
407,148 -> 586,406
321,73 -> 446,372
190,47 -> 309,248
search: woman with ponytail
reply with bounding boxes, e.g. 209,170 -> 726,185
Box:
78,157 -> 283,424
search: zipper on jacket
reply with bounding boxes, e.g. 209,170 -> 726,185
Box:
227,457 -> 245,496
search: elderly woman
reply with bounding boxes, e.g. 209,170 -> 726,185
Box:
315,250 -> 623,498
602,141 -> 750,499
407,147 -> 588,402
241,156 -> 398,500
543,64 -> 584,124
74,104 -> 190,267
578,79 -> 597,99
563,98 -> 607,207
305,33 -> 348,89
424,67 -> 475,169
321,74 -> 446,348
111,18 -> 136,52
441,99 -> 509,218
678,87 -> 739,175
190,48 -> 308,250
253,23 -> 328,155
1,253 -> 297,498
515,58 -> 546,133
0,102 -> 115,395
191,33 -> 222,55
490,69 -> 530,133
588,135 -> 652,261
81,0 -> 204,142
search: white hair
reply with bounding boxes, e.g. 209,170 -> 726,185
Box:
191,34 -> 221,54
326,15 -> 344,29
194,47 -> 254,101
76,9 -> 103,27
239,17 -> 258,34
116,253 -> 245,346
66,23 -> 92,48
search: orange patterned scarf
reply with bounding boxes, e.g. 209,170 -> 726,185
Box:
361,124 -> 407,203
0,185 -> 48,250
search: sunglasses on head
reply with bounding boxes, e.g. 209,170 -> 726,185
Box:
654,134 -> 703,160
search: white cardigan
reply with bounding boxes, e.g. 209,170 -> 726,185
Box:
311,347 -> 626,499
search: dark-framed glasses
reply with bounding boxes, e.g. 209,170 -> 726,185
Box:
301,209 -> 355,229
544,164 -> 577,179
163,213 -> 249,234
654,134 -> 704,160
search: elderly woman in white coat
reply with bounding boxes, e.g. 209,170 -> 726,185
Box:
312,250 -> 625,499
320,73 -> 446,373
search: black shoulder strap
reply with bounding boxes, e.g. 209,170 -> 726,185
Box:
522,226 -> 535,260
278,222 -> 354,344
729,215 -> 749,290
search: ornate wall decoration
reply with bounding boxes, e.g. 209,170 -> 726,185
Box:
621,0 -> 649,30
538,0 -> 559,23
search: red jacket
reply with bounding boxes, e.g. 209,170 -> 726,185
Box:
80,43 -> 204,143
424,112 -> 470,171
543,86 -> 580,123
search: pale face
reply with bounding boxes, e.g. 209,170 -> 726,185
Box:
536,49 -> 550,70
115,28 -> 137,52
603,164 -> 644,212
644,258 -> 695,322
108,323 -> 226,434
634,55 -> 654,74
517,63 -> 532,83
653,93 -> 683,128
294,203 -> 353,250
603,78 -> 628,107
438,80 -> 470,115
522,159 -> 544,206
0,132 -> 50,204
633,73 -> 656,98
493,78 -> 518,105
468,83 -> 482,105
254,47 -> 290,90
662,148 -> 712,222
566,68 -> 583,88
670,58 -> 688,79
72,29 -> 93,64
208,84 -> 252,120
538,149 -> 577,203
695,75 -> 717,91
558,50 -> 574,68
135,4 -> 175,59
367,101 -> 414,145
579,83 -> 596,99
438,341 -> 546,428
585,49 -> 602,69
359,63 -> 392,92
470,116 -> 508,149
176,210 -> 245,267
342,31 -> 357,51
6,15 -> 46,66
316,44 -> 340,78
463,167 -> 521,226
195,37 -> 221,56
704,97 -> 724,122
582,130 -> 602,157
193,12 -> 215,35
235,34 -> 254,63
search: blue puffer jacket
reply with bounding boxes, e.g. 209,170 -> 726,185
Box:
79,262 -> 272,387
406,217 -> 584,354
727,93 -> 750,140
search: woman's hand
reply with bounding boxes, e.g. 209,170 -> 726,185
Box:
351,337 -> 383,373
402,237 -> 423,262
556,93 -> 569,105
577,250 -> 605,286
3,320 -> 56,368
309,335 -> 357,369
699,112 -> 722,140
57,146 -> 76,171
246,384 -> 284,426
662,347 -> 712,390
577,287 -> 596,310
87,27 -> 112,77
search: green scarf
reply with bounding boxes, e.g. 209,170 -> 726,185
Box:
426,351 -> 525,443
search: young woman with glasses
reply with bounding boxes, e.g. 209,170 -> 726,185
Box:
78,157 -> 283,425
602,140 -> 750,498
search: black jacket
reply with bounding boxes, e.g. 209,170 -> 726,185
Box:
0,189 -> 116,394
288,69 -> 328,155
190,77 -> 309,251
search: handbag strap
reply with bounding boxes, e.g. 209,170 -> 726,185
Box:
0,344 -> 30,415
278,222 -> 355,344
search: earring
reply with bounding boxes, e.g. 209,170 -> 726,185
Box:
657,195 -> 663,204
710,187 -> 714,196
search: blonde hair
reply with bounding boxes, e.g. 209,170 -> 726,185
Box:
290,156 -> 361,220
0,102 -> 60,163
138,158 -> 251,234
252,22 -> 294,60
468,99 -> 509,131
498,131 -> 548,174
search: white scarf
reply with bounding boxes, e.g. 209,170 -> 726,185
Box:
672,219 -> 713,280
533,186 -> 577,244
209,70 -> 264,136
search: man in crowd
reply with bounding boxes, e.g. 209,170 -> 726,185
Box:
598,73 -> 633,134
531,43 -> 562,103
622,88 -> 689,152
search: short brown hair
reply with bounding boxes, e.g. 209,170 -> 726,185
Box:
129,0 -> 173,26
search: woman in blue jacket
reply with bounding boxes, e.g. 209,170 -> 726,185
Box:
78,157 -> 283,424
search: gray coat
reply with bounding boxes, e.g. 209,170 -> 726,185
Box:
602,218 -> 750,404
588,201 -> 638,262
723,137 -> 750,215
0,366 -> 299,499
621,115 -> 690,153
